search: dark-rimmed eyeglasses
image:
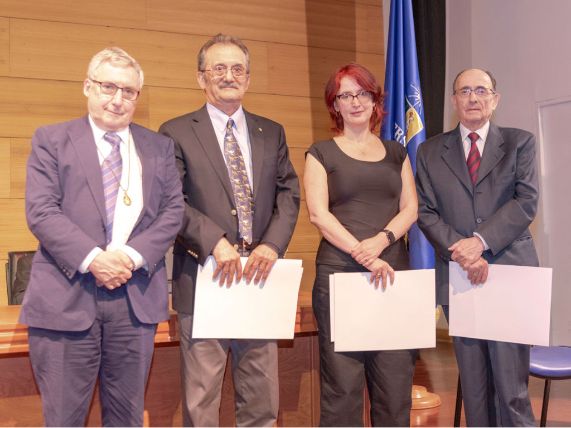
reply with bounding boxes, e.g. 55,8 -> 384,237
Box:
336,90 -> 373,104
200,64 -> 248,79
89,79 -> 140,101
454,86 -> 496,98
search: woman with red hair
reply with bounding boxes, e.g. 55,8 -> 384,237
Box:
304,63 -> 418,426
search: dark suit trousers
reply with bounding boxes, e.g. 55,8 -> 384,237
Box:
28,286 -> 157,427
313,264 -> 417,427
442,305 -> 535,426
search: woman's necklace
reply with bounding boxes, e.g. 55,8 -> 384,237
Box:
98,132 -> 132,206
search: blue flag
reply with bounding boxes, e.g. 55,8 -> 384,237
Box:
381,0 -> 434,269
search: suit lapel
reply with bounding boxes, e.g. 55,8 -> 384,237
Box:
131,124 -> 155,229
441,126 -> 474,194
476,123 -> 505,186
69,116 -> 107,223
192,106 -> 235,201
245,110 -> 264,201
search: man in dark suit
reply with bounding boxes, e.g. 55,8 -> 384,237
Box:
415,68 -> 538,426
159,33 -> 300,427
20,47 -> 184,426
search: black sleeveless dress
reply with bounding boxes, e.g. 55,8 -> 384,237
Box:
306,138 -> 416,427
307,138 -> 409,272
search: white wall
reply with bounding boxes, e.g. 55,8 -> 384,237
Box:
446,0 -> 571,344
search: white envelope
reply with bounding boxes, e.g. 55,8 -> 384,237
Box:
192,257 -> 303,339
449,262 -> 552,345
331,269 -> 436,352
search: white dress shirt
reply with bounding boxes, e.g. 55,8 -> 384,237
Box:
79,117 -> 145,272
206,103 -> 254,189
459,121 -> 490,159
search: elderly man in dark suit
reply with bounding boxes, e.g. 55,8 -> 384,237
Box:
159,33 -> 300,427
20,47 -> 184,427
415,68 -> 538,426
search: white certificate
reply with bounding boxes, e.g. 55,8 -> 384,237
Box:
192,257 -> 303,339
449,262 -> 552,345
331,270 -> 436,352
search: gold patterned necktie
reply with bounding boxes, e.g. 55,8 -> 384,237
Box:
223,118 -> 253,244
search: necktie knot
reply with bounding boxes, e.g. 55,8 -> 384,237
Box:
104,132 -> 122,148
226,119 -> 235,132
468,132 -> 479,145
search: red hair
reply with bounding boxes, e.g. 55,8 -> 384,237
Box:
324,63 -> 385,134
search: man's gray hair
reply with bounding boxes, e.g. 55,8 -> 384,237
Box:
197,33 -> 250,72
87,47 -> 144,89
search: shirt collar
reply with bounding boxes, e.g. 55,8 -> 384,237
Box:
88,115 -> 130,144
459,121 -> 490,143
206,103 -> 246,133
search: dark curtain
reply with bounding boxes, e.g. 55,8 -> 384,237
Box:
412,0 -> 446,138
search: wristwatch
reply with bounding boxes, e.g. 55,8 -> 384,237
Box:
382,229 -> 396,245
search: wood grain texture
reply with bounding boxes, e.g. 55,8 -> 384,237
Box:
146,0 -> 382,53
0,18 -> 8,77
0,200 -> 37,261
0,77 -> 150,138
0,139 -> 10,198
0,0 -> 147,28
10,138 -> 30,199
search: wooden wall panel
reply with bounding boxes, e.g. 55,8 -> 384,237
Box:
0,199 -> 37,260
10,138 -> 30,198
289,147 -> 307,201
267,44 -> 384,99
286,251 -> 317,295
9,19 -> 202,89
0,77 -> 150,138
0,18 -> 8,76
147,0 -> 382,53
0,138 -> 9,198
8,18 -> 384,99
243,93 -> 331,148
288,205 -> 321,254
0,0 -> 147,28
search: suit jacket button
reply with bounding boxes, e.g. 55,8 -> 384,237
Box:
476,217 -> 482,224
231,209 -> 237,216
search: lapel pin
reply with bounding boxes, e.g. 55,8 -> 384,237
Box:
258,127 -> 262,132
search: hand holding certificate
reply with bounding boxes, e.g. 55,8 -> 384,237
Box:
449,262 -> 552,345
192,256 -> 303,339
330,269 -> 436,352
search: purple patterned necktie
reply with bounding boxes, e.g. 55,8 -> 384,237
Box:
467,132 -> 481,185
224,119 -> 253,244
102,132 -> 123,243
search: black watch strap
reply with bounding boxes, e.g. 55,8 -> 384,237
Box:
382,229 -> 396,245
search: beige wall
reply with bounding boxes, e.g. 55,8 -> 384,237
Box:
0,0 -> 385,304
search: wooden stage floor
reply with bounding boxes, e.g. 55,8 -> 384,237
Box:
412,340 -> 571,427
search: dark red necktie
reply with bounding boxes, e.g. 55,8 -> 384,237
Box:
467,132 -> 481,185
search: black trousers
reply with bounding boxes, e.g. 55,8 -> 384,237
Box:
313,263 -> 418,427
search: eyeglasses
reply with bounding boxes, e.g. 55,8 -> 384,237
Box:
200,64 -> 248,79
90,79 -> 140,101
336,90 -> 374,104
454,86 -> 496,98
